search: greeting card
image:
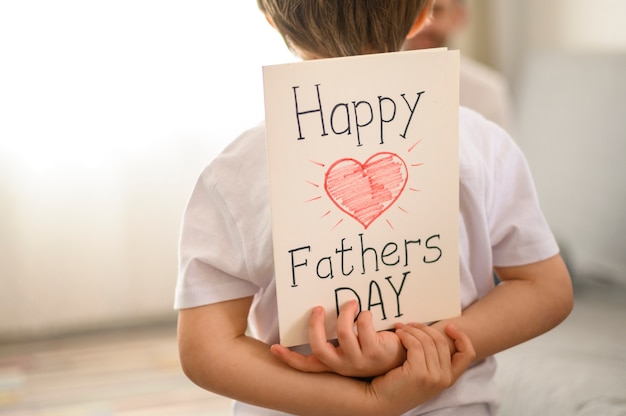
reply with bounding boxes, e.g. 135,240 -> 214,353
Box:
263,48 -> 460,347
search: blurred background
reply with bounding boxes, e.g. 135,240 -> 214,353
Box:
1,1 -> 625,415
0,1 -> 294,340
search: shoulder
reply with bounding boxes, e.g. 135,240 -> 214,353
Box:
187,122 -> 271,243
206,123 -> 266,173
458,106 -> 511,155
458,107 -> 521,185
199,123 -> 268,195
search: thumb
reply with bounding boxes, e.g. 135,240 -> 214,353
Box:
444,324 -> 476,378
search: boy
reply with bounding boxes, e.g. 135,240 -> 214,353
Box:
175,1 -> 573,415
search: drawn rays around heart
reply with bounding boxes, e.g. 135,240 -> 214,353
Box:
306,175 -> 345,229
304,164 -> 325,205
304,141 -> 424,230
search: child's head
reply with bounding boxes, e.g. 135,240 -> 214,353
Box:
257,0 -> 434,59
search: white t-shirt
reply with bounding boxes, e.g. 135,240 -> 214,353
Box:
174,107 -> 559,415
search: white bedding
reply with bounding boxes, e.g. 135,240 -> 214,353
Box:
494,281 -> 626,415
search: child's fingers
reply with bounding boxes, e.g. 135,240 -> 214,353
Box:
334,300 -> 361,356
417,324 -> 454,373
269,344 -> 329,373
396,325 -> 428,370
307,306 -> 341,365
307,306 -> 327,346
308,304 -> 361,369
394,323 -> 475,396
444,324 -> 476,377
403,323 -> 451,376
354,309 -> 377,350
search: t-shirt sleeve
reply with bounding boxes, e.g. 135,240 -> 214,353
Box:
486,126 -> 559,267
174,167 -> 259,310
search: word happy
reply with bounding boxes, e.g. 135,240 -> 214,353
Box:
292,84 -> 425,146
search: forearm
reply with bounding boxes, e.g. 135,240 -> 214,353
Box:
183,334 -> 378,415
177,300 -> 410,416
432,254 -> 573,360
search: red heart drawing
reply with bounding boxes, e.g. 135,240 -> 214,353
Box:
324,152 -> 408,229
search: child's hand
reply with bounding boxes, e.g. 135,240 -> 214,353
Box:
270,301 -> 406,377
366,323 -> 476,413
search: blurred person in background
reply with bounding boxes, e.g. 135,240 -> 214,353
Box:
403,0 -> 511,131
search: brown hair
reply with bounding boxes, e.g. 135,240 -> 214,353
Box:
257,0 -> 431,58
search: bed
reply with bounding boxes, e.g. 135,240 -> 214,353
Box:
494,279 -> 626,415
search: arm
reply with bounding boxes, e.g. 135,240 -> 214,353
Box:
177,296 -> 474,416
431,253 -> 574,360
275,253 -> 572,377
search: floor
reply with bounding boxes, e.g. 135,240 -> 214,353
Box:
0,324 -> 232,416
1,280 -> 624,416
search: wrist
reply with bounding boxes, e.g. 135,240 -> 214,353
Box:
362,379 -> 402,416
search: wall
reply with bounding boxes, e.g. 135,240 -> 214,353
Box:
464,0 -> 626,88
526,0 -> 626,53
0,1 -> 294,340
515,52 -> 626,282
473,1 -> 626,284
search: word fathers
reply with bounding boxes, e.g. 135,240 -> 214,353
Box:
287,232 -> 443,320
